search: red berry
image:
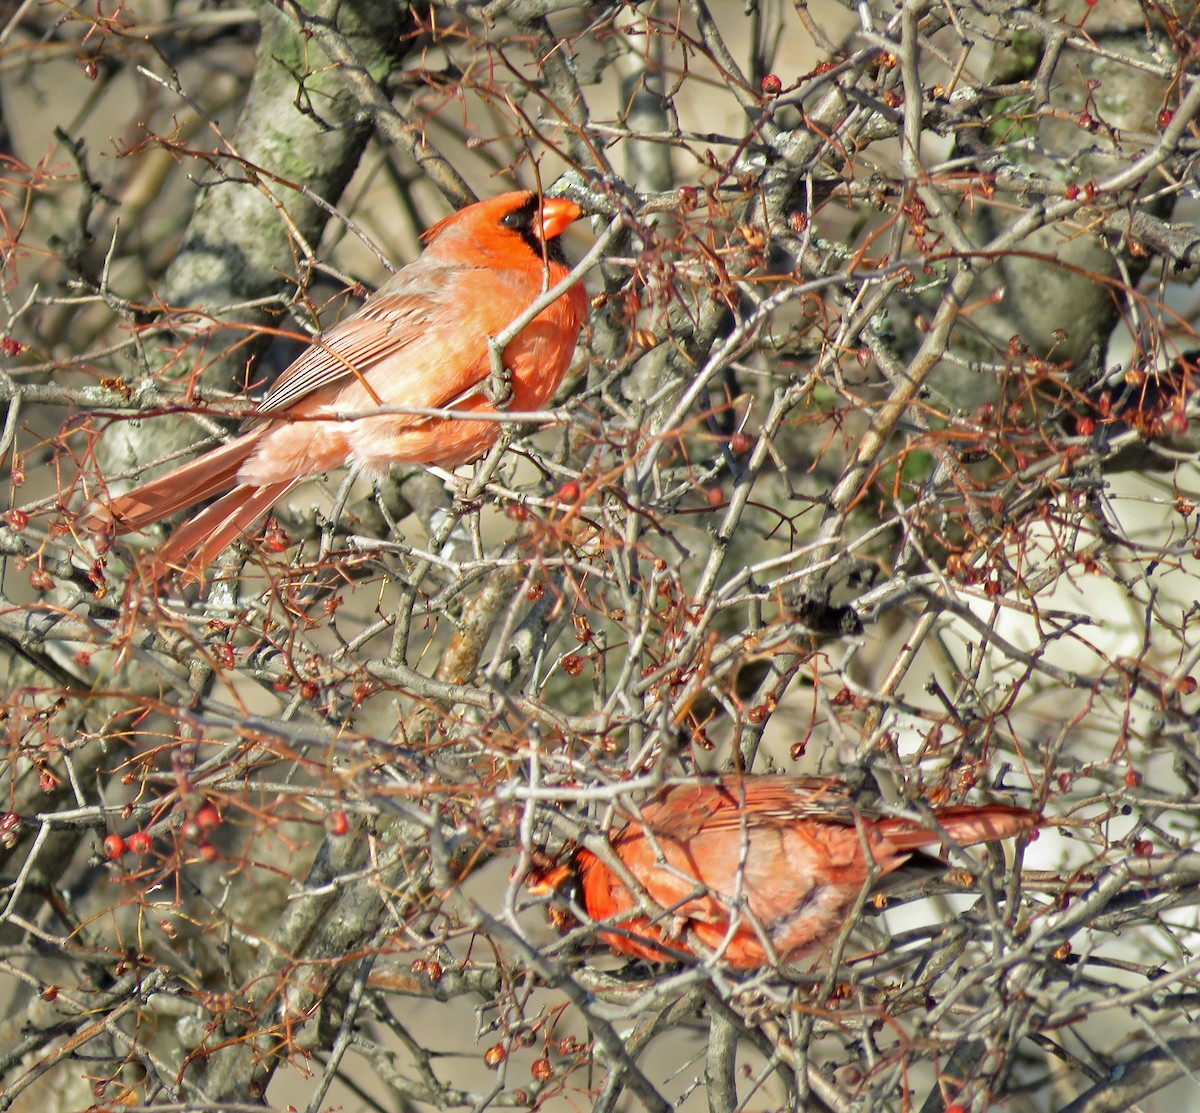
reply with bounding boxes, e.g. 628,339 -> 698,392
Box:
1,337 -> 22,356
1163,411 -> 1189,436
506,503 -> 529,521
761,74 -> 782,96
485,1044 -> 507,1068
197,842 -> 220,862
1064,183 -> 1080,200
128,831 -> 153,855
677,185 -> 698,210
264,522 -> 290,553
4,509 -> 27,530
562,654 -> 584,676
1075,416 -> 1096,435
730,431 -> 753,454
300,681 -> 319,700
103,834 -> 126,859
29,569 -> 55,592
1124,769 -> 1141,787
1159,108 -> 1175,128
213,643 -> 235,669
195,804 -> 220,834
326,810 -> 350,836
1132,838 -> 1153,858
556,481 -> 580,503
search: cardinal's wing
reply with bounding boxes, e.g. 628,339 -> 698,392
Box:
640,776 -> 860,842
257,261 -> 503,418
256,287 -> 440,416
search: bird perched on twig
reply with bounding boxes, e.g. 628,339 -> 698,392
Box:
81,190 -> 588,578
529,775 -> 1040,969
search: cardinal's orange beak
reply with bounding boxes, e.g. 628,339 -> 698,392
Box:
539,198 -> 583,241
526,862 -> 574,896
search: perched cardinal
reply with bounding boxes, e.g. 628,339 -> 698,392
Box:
530,775 -> 1040,969
82,190 -> 588,574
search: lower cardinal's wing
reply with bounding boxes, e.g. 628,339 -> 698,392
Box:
641,776 -> 860,841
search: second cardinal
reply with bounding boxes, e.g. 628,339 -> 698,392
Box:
530,775 -> 1040,969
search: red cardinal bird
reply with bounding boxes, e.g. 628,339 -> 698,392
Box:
82,190 -> 587,574
530,775 -> 1039,969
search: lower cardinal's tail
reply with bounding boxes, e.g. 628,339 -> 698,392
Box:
150,480 -> 298,582
879,805 -> 1041,852
80,432 -> 266,535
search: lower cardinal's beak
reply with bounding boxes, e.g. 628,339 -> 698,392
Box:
526,862 -> 573,896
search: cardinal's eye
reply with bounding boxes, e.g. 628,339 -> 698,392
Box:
501,210 -> 528,231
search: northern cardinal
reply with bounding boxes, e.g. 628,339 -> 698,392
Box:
82,190 -> 588,574
529,775 -> 1039,969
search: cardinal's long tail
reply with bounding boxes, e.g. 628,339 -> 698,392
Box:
150,480 -> 299,581
80,432 -> 266,535
878,805 -> 1041,852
